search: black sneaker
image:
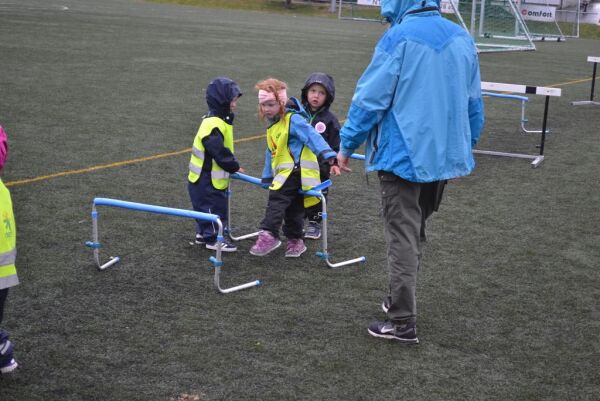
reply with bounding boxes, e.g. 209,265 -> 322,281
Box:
367,320 -> 419,344
0,332 -> 18,374
206,239 -> 237,253
193,234 -> 205,245
304,221 -> 321,240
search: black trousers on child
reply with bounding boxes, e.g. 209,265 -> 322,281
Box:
260,169 -> 304,240
0,288 -> 8,324
188,175 -> 228,243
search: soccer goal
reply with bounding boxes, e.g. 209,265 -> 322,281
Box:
338,0 -> 536,52
337,0 -> 384,22
555,0 -> 582,38
452,0 -> 536,52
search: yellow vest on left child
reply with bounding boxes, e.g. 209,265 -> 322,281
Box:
188,117 -> 234,190
0,179 -> 18,290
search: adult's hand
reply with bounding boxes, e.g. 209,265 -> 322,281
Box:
337,152 -> 352,173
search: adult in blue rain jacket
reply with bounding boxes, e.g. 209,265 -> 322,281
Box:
337,0 -> 485,344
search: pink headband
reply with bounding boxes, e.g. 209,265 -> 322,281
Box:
258,89 -> 288,106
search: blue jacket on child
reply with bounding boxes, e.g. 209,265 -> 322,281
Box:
261,97 -> 337,181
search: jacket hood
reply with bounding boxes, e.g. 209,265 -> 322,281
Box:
285,96 -> 310,119
301,72 -> 335,110
381,0 -> 441,25
206,77 -> 242,119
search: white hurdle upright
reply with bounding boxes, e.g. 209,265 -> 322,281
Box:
302,180 -> 367,268
476,81 -> 562,168
571,56 -> 600,106
85,197 -> 261,294
229,172 -> 366,268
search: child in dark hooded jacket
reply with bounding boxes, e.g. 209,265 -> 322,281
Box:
300,73 -> 341,240
187,77 -> 243,252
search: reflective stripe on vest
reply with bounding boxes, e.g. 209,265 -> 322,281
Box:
191,146 -> 204,159
187,117 -> 234,189
266,113 -> 321,208
0,249 -> 16,266
0,179 -> 18,290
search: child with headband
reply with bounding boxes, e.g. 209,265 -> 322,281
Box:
250,78 -> 336,258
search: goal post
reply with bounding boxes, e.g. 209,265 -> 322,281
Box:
338,0 -> 384,22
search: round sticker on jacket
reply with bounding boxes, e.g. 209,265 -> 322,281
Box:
315,121 -> 327,134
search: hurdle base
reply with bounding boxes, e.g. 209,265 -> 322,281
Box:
474,149 -> 544,168
571,100 -> 600,106
229,231 -> 260,241
99,256 -> 120,270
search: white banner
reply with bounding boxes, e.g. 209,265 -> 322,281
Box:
520,5 -> 556,22
357,0 -> 381,6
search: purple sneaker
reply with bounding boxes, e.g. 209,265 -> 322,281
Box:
285,238 -> 307,258
249,231 -> 281,256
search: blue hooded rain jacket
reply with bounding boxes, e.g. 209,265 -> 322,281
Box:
340,0 -> 485,182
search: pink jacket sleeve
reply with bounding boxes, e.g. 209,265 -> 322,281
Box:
0,126 -> 8,170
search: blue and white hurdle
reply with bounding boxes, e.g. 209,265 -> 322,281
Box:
228,172 -> 366,268
85,197 -> 261,294
571,56 -> 600,106
482,91 -> 549,135
476,81 -> 562,168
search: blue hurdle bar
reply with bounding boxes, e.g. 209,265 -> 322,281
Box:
85,197 -> 260,294
229,173 -> 366,268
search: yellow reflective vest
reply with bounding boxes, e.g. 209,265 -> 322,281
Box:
266,112 -> 321,208
0,179 -> 18,290
188,117 -> 234,190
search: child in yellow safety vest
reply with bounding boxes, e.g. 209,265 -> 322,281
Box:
250,78 -> 336,258
187,78 -> 244,252
0,125 -> 19,374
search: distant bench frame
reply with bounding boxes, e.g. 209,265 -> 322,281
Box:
475,81 -> 561,168
571,56 -> 600,106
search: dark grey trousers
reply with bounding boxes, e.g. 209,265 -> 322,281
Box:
260,170 -> 304,240
378,171 -> 446,324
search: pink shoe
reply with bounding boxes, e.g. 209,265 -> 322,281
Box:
249,231 -> 282,256
285,238 -> 307,258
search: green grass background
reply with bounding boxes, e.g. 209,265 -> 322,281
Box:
1,0 -> 599,400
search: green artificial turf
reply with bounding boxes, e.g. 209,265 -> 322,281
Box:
0,0 -> 598,400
